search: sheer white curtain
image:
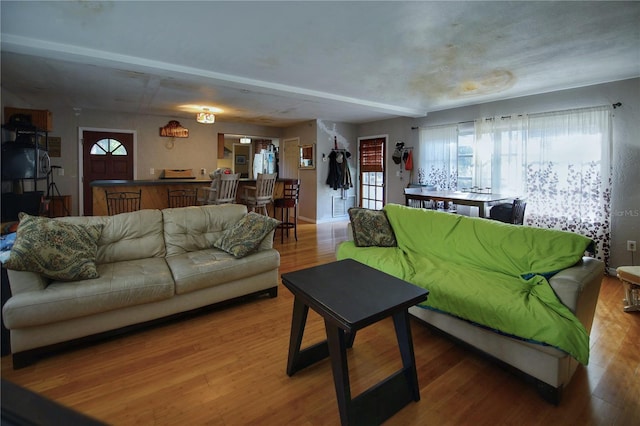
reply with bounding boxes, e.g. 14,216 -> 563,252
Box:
418,125 -> 458,190
417,107 -> 611,264
474,115 -> 527,195
526,106 -> 611,263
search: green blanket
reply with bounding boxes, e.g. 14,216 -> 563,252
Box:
337,204 -> 593,364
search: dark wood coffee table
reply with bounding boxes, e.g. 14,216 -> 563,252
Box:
282,259 -> 429,426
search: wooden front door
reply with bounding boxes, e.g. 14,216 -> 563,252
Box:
82,130 -> 134,215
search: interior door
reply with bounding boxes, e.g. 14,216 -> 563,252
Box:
82,130 -> 134,215
358,137 -> 386,209
281,137 -> 300,179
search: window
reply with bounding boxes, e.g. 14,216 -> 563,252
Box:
417,125 -> 457,190
456,124 -> 474,190
418,106 -> 611,265
359,138 -> 385,209
90,138 -> 127,156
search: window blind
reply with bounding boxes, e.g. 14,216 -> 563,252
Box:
359,138 -> 384,172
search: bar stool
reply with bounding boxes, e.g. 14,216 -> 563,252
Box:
617,266 -> 640,313
105,190 -> 141,215
167,188 -> 198,208
273,179 -> 300,243
214,173 -> 241,205
242,173 -> 277,215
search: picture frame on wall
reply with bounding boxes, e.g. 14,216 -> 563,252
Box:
48,136 -> 62,157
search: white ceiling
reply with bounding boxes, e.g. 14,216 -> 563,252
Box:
1,1 -> 639,127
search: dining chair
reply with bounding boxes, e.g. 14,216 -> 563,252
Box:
198,174 -> 221,205
105,189 -> 142,215
511,198 -> 527,225
167,188 -> 198,208
213,173 -> 241,204
273,178 -> 300,242
490,198 -> 527,225
242,173 -> 277,215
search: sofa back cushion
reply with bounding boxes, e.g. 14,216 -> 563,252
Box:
59,209 -> 166,264
383,203 -> 592,278
162,204 -> 250,257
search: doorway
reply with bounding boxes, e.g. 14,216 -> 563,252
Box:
81,129 -> 135,215
232,143 -> 252,178
281,137 -> 300,179
358,136 -> 386,209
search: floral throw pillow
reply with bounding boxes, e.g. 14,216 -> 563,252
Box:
214,212 -> 280,258
5,213 -> 103,281
348,207 -> 397,247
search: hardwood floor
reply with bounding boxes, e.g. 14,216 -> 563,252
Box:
2,220 -> 639,425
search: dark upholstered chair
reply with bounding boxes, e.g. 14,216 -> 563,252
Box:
489,198 -> 527,225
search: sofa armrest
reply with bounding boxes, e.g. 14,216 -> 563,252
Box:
257,230 -> 276,251
6,270 -> 49,295
548,257 -> 604,332
346,223 -> 354,242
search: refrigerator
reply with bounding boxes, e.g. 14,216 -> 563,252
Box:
253,150 -> 276,178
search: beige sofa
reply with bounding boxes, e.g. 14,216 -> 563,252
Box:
337,205 -> 604,404
3,204 -> 280,368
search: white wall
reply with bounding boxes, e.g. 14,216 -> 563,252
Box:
359,78 -> 640,270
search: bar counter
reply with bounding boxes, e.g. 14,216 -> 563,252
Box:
91,179 -> 285,216
91,179 -> 210,216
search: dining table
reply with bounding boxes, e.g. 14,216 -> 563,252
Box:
404,188 -> 513,218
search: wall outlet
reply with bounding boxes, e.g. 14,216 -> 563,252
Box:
57,168 -> 64,176
201,168 -> 206,175
627,240 -> 637,252
150,168 -> 155,175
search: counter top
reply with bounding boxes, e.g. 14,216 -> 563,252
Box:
91,179 -> 211,187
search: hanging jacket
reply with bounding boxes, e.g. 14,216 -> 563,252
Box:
341,156 -> 353,189
326,150 -> 343,190
404,150 -> 413,171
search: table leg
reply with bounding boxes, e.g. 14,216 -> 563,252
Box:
287,297 -> 332,376
286,297 -> 309,376
392,310 -> 420,401
478,203 -> 486,218
325,320 -> 352,426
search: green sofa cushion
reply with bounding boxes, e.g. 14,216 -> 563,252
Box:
383,204 -> 591,278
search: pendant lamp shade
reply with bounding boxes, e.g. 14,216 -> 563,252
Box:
196,109 -> 215,124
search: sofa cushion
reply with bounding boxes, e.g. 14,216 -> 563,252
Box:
5,213 -> 103,281
166,247 -> 280,295
60,209 -> 166,263
213,212 -> 280,258
163,204 -> 249,256
2,257 -> 175,329
383,203 -> 592,278
348,207 -> 397,247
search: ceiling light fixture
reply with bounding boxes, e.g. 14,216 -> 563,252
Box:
196,108 -> 215,124
240,137 -> 251,144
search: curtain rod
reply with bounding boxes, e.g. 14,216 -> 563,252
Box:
412,103 -> 616,130
412,120 -> 474,130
